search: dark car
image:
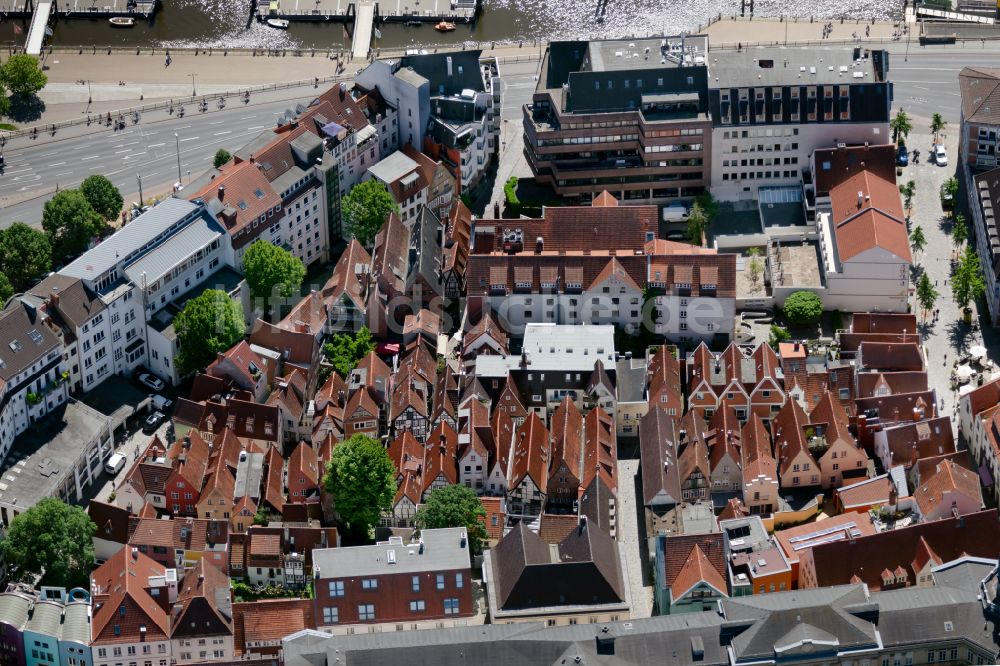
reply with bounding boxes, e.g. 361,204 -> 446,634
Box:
142,411 -> 166,434
897,144 -> 909,167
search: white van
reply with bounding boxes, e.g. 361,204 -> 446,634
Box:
662,204 -> 690,223
104,452 -> 127,476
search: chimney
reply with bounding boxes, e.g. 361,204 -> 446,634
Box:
50,292 -> 59,306
446,56 -> 453,78
131,547 -> 139,560
857,190 -> 863,207
218,184 -> 226,200
535,236 -> 544,254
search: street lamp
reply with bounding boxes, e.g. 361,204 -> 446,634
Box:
190,73 -> 197,97
87,79 -> 92,105
136,173 -> 144,207
174,132 -> 182,184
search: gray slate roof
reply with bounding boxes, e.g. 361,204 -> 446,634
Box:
312,527 -> 470,579
26,274 -> 106,330
0,300 -> 62,381
708,45 -> 879,88
61,198 -> 202,282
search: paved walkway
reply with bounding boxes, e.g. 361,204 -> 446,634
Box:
704,16 -> 903,46
617,459 -> 653,618
901,127 -> 984,431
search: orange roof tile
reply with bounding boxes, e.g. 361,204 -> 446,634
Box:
829,170 -> 911,263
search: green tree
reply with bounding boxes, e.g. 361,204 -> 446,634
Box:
0,80 -> 10,117
909,225 -> 927,258
0,222 -> 51,291
414,484 -> 489,554
242,239 -> 306,304
941,176 -> 959,211
916,272 -> 938,321
213,149 -> 232,169
891,109 -> 913,144
42,190 -> 104,262
79,175 -> 124,221
0,498 -> 95,589
323,434 -> 396,535
783,291 -> 823,326
747,247 -> 764,285
953,246 -> 986,312
686,201 -> 708,245
953,213 -> 968,250
323,326 -> 376,377
173,289 -> 246,374
899,180 -> 916,213
0,272 -> 11,305
930,112 -> 946,141
694,191 -> 719,222
342,180 -> 398,248
0,55 -> 47,98
768,324 -> 791,349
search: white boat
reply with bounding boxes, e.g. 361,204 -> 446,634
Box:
108,16 -> 135,27
434,21 -> 456,32
266,17 -> 289,28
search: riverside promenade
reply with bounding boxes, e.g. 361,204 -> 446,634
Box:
15,16 -> 909,131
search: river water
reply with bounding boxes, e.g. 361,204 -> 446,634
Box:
48,0 -> 899,50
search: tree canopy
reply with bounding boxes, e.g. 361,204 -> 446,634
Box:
768,324 -> 791,349
930,112 -> 946,140
42,190 -> 104,263
79,175 -> 124,221
0,55 -> 47,98
323,326 -> 376,377
916,272 -> 938,320
323,434 -> 396,536
953,214 -> 968,249
0,272 -> 11,305
173,289 -> 246,374
952,246 -> 986,312
783,291 -> 823,326
685,201 -> 708,245
909,225 -> 926,256
414,484 -> 489,553
342,179 -> 398,247
891,109 -> 913,144
213,149 -> 232,169
0,498 -> 95,589
242,239 -> 306,306
0,222 -> 51,291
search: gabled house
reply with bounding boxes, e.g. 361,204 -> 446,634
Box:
267,368 -> 309,444
389,375 -> 430,442
677,420 -> 710,503
494,373 -> 529,428
206,341 -> 271,403
486,407 -> 515,497
741,414 -> 779,516
90,548 -> 175,666
421,422 -> 458,501
343,387 -> 381,440
655,533 -> 728,614
810,391 -> 869,489
547,397 -> 584,510
506,412 -> 549,522
457,397 -> 491,493
747,343 -> 785,421
646,345 -> 682,416
196,429 -> 243,521
169,560 -> 234,664
914,459 -> 984,521
287,441 -> 321,501
461,311 -> 508,370
706,406 -> 742,497
164,432 -> 211,517
430,364 -> 460,432
639,407 -> 682,515
685,342 -> 720,416
386,432 -> 423,527
773,399 -> 821,491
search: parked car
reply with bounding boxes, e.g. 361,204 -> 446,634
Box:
150,394 -> 173,411
138,372 -> 165,391
897,143 -> 909,167
934,144 -> 948,166
142,411 -> 166,434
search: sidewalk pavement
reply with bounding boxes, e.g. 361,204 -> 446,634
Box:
703,16 -> 903,46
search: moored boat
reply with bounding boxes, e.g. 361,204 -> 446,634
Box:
434,21 -> 455,32
109,16 -> 135,27
266,17 -> 290,28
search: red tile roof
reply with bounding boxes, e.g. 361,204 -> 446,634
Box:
549,397 -> 583,484
812,143 -> 897,196
509,412 -> 549,493
582,406 -> 617,494
479,496 -> 506,541
288,440 -> 321,488
801,509 -> 1000,591
188,160 -> 282,250
232,598 -> 314,654
90,548 -> 169,644
423,421 -> 459,492
829,170 -> 911,263
914,459 -> 983,517
880,416 -> 955,469
661,534 -> 726,600
859,341 -> 924,372
773,399 -> 816,476
741,413 -> 776,484
851,312 -> 918,334
836,474 -> 894,510
856,371 -> 928,399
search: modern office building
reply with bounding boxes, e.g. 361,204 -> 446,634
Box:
524,36 -> 711,203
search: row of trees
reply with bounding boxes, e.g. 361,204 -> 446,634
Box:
889,109 -> 947,145
0,176 -> 124,303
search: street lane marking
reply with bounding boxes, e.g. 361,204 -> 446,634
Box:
180,137 -> 200,142
54,171 -> 72,177
210,121 -> 225,125
113,141 -> 139,148
148,143 -> 166,148
115,149 -> 132,154
213,131 -> 232,136
124,152 -> 148,159
247,125 -> 267,130
81,155 -> 100,161
47,162 -> 66,167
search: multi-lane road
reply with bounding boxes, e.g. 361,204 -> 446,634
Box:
0,42 -> 993,229
0,94 -> 322,228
